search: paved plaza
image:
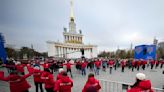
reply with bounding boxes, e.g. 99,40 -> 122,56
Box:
0,66 -> 164,92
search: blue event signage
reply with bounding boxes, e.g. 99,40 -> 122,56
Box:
134,45 -> 156,60
0,34 -> 7,64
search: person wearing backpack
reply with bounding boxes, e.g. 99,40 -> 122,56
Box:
82,73 -> 101,92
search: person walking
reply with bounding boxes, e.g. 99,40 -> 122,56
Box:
94,59 -> 101,75
108,60 -> 114,74
33,66 -> 44,92
81,60 -> 87,76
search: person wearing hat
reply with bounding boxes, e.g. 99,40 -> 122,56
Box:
56,68 -> 64,80
33,66 -> 44,92
15,61 -> 26,75
127,73 -> 154,92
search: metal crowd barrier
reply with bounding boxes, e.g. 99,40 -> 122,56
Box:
99,79 -> 164,92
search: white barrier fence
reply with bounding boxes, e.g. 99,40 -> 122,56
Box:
99,79 -> 164,92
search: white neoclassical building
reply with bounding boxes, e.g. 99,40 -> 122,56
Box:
47,0 -> 97,58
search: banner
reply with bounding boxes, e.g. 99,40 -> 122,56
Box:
0,34 -> 7,64
134,45 -> 156,60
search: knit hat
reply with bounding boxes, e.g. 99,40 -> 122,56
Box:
136,73 -> 146,80
16,62 -> 21,65
34,66 -> 40,70
58,68 -> 64,73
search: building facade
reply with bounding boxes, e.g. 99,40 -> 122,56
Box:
47,0 -> 97,58
158,42 -> 164,48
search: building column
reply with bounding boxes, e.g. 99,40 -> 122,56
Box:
64,36 -> 66,42
56,46 -> 58,57
76,37 -> 77,41
59,47 -> 62,57
65,47 -> 67,58
79,37 -> 81,43
65,36 -> 67,42
61,47 -> 63,57
57,47 -> 60,57
68,36 -> 70,41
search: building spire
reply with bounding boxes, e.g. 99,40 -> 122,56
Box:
70,0 -> 74,21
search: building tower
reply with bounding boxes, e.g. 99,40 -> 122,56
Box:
153,37 -> 158,46
63,0 -> 83,44
47,0 -> 97,58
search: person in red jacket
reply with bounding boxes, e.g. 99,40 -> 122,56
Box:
131,60 -> 135,72
121,60 -> 126,72
142,60 -> 147,70
41,69 -> 55,92
155,60 -> 159,69
56,68 -> 64,80
33,66 -> 44,92
42,62 -> 50,70
136,60 -> 141,71
0,70 -> 32,92
82,73 -> 101,92
150,60 -> 155,70
54,71 -> 73,92
15,62 -> 25,75
94,59 -> 101,75
63,60 -> 73,78
127,73 -> 154,92
81,60 -> 87,76
160,59 -> 164,68
108,60 -> 114,74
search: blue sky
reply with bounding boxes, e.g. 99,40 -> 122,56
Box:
0,0 -> 164,52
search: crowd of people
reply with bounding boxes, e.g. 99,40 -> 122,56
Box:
0,58 -> 163,92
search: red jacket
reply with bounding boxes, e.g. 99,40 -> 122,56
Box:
26,65 -> 33,73
108,61 -> 114,67
161,60 -> 164,64
127,80 -> 154,92
54,76 -> 73,92
121,61 -> 126,67
56,73 -> 62,80
151,61 -> 155,65
132,61 -> 135,66
63,63 -> 73,69
33,69 -> 43,83
142,61 -> 147,65
82,77 -> 101,92
95,61 -> 101,68
155,61 -> 159,65
0,71 -> 32,92
136,61 -> 141,66
16,64 -> 25,73
41,71 -> 55,89
81,62 -> 87,69
42,63 -> 50,69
